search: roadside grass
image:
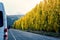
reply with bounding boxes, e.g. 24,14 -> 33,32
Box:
26,31 -> 60,38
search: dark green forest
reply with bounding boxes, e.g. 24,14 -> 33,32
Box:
13,0 -> 60,33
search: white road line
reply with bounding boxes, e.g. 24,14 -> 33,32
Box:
9,30 -> 16,40
11,29 -> 59,40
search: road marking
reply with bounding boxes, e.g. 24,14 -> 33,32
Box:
10,29 -> 60,40
9,30 -> 16,40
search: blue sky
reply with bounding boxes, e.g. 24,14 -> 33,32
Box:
0,0 -> 44,15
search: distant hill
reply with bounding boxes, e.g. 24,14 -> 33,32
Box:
7,15 -> 23,28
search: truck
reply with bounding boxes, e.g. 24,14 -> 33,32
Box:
0,3 -> 8,40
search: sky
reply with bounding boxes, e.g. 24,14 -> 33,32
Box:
0,0 -> 43,15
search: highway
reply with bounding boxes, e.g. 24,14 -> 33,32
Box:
8,29 -> 60,40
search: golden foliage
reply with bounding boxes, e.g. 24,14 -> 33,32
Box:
13,0 -> 60,33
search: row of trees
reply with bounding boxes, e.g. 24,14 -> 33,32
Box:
13,0 -> 60,33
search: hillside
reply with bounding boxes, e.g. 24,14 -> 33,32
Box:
7,15 -> 23,28
13,0 -> 60,33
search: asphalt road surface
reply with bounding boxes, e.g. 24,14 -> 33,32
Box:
8,29 -> 60,40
